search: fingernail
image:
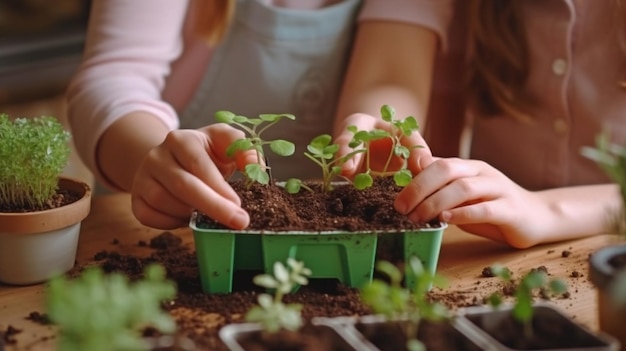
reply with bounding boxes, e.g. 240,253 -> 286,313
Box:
229,210 -> 249,229
440,211 -> 451,222
394,198 -> 408,215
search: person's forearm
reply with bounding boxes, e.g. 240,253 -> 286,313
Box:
537,184 -> 622,243
97,112 -> 171,191
334,21 -> 438,133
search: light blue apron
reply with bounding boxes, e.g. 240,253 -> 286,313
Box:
179,0 -> 362,181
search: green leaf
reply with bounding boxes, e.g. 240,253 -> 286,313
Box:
269,140 -> 295,156
214,110 -> 236,123
226,138 -> 254,157
245,164 -> 269,184
353,173 -> 373,190
380,104 -> 395,122
394,169 -> 413,187
285,178 -> 302,194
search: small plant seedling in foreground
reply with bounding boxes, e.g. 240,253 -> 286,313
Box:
245,258 -> 312,332
0,114 -> 71,210
46,264 -> 177,351
360,257 -> 449,351
215,110 -> 296,185
486,264 -> 568,339
581,132 -> 626,235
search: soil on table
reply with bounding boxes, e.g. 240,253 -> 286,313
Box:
13,179 -> 579,350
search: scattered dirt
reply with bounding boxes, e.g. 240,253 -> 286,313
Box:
15,179 -> 585,350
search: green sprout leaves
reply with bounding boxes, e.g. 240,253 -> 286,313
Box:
46,264 -> 177,351
346,105 -> 421,190
360,257 -> 449,351
245,258 -> 312,333
487,264 -> 567,338
216,110 -> 295,185
0,114 -> 71,210
581,132 -> 626,235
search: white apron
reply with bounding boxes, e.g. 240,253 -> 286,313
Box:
179,0 -> 362,180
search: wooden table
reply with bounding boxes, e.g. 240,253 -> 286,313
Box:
0,193 -> 619,350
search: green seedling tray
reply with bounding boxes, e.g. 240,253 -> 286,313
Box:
190,212 -> 446,294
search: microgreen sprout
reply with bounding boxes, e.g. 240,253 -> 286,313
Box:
286,134 -> 363,193
0,114 -> 71,210
360,257 -> 449,351
347,105 -> 421,190
486,264 -> 568,339
46,264 -> 177,351
215,110 -> 296,185
581,132 -> 626,235
245,258 -> 312,333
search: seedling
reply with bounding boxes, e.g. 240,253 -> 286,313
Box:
581,132 -> 626,235
285,104 -> 422,193
360,257 -> 449,351
46,264 -> 177,351
244,258 -> 312,332
347,104 -> 421,190
486,264 -> 568,339
0,114 -> 71,210
285,134 -> 364,193
215,110 -> 296,185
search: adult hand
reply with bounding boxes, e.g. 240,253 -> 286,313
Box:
130,123 -> 257,230
333,113 -> 434,178
394,157 -> 551,248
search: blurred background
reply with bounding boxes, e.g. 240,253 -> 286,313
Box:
0,0 -> 93,186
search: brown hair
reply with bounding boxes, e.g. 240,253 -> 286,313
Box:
192,0 -> 236,46
465,0 -> 532,122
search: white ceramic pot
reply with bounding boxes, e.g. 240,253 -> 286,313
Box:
0,177 -> 91,285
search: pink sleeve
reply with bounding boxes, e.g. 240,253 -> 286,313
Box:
358,0 -> 454,51
66,0 -> 188,188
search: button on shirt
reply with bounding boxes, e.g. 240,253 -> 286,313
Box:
370,0 -> 626,189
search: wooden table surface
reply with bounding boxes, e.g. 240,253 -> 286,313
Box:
0,193 -> 620,350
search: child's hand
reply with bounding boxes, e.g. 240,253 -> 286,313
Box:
130,123 -> 257,230
333,112 -> 434,178
394,157 -> 549,248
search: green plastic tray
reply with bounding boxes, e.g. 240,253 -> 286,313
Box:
190,212 -> 446,294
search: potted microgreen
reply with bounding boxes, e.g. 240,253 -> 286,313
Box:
0,114 -> 91,285
582,133 -> 626,351
189,105 -> 446,294
353,257 -> 481,351
455,265 -> 619,350
46,264 -> 194,351
219,258 -> 371,350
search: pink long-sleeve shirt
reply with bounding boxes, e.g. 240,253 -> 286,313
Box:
67,0 -> 428,188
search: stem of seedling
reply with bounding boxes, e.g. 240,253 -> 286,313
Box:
215,111 -> 295,186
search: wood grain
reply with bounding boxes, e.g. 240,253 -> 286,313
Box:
0,193 -> 617,350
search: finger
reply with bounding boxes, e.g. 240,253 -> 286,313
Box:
163,129 -> 242,206
406,172 -> 502,223
133,174 -> 193,219
131,194 -> 189,229
151,162 -> 250,229
394,158 -> 480,216
401,131 -> 434,174
334,113 -> 378,176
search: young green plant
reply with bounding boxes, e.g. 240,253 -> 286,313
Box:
347,104 -> 421,190
581,132 -> 626,235
486,264 -> 568,339
360,256 -> 449,351
46,264 -> 177,351
245,258 -> 312,332
0,114 -> 71,210
215,110 -> 296,185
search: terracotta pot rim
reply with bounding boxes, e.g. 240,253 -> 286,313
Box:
0,176 -> 92,234
589,244 -> 626,289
